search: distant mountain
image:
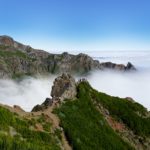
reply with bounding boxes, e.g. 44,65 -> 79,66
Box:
0,35 -> 136,78
0,74 -> 149,150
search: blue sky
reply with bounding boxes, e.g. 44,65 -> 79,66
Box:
0,0 -> 150,51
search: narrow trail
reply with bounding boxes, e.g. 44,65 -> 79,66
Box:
44,104 -> 72,150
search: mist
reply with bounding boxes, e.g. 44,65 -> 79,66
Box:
0,51 -> 150,111
0,76 -> 56,111
86,70 -> 150,110
86,51 -> 150,110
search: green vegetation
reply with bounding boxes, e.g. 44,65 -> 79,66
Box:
0,49 -> 28,59
36,114 -> 52,132
54,128 -> 62,141
47,55 -> 59,73
55,81 -> 134,150
0,45 -> 36,62
0,45 -> 9,50
0,106 -> 60,150
90,88 -> 150,137
43,122 -> 52,132
12,73 -> 33,79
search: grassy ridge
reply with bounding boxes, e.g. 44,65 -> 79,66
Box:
55,82 -> 134,150
90,87 -> 150,137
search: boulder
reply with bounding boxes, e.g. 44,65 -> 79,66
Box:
51,73 -> 77,101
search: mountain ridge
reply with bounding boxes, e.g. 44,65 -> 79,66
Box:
0,35 -> 136,78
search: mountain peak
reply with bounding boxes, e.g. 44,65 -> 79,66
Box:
0,35 -> 14,47
0,35 -> 31,52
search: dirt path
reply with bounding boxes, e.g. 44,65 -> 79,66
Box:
44,104 -> 72,150
1,103 -> 72,150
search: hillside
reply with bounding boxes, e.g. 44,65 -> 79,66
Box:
52,75 -> 150,150
0,35 -> 135,78
0,74 -> 148,150
0,105 -> 61,150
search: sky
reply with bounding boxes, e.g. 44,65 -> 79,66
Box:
0,0 -> 150,52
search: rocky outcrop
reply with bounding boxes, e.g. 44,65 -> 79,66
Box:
0,35 -> 136,78
32,98 -> 53,112
32,73 -> 77,112
51,73 -> 77,101
100,62 -> 136,71
13,105 -> 25,113
0,35 -> 30,51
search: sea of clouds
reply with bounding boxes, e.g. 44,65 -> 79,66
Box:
0,51 -> 150,111
87,51 -> 150,110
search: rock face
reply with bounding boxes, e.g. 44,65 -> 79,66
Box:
0,36 -> 14,47
0,35 -> 30,51
32,73 -> 77,112
0,35 -> 136,78
32,98 -> 53,112
51,73 -> 77,101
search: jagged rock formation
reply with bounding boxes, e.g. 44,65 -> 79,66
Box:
51,73 -> 77,101
0,35 -> 30,51
0,35 -> 136,78
100,62 -> 136,71
32,73 -> 77,112
126,62 -> 136,70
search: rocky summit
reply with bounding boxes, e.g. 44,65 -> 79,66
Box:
51,73 -> 77,101
0,35 -> 136,78
32,73 -> 77,112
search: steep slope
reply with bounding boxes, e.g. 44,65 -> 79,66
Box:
54,84 -> 133,150
0,35 -> 136,78
52,76 -> 150,150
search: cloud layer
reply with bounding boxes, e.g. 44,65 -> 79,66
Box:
0,51 -> 150,111
0,76 -> 55,111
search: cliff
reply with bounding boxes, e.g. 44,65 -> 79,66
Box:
0,35 -> 136,78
